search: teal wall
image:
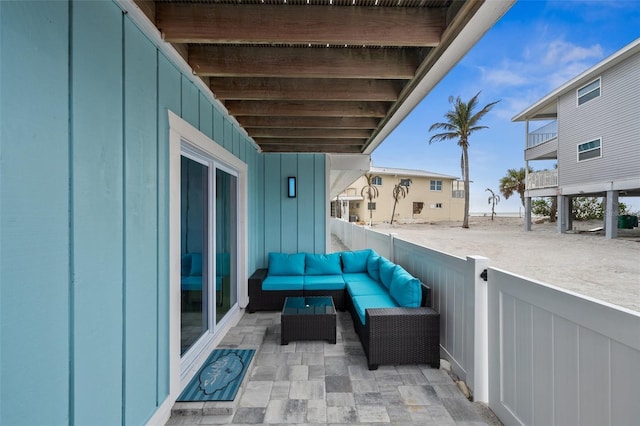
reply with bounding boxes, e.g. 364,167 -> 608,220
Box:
0,1 -> 326,425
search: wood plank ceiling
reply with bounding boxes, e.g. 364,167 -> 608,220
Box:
135,0 -> 482,153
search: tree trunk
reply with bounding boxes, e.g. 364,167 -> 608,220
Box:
462,145 -> 470,228
390,199 -> 398,224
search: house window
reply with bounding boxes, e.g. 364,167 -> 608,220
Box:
577,138 -> 602,161
431,203 -> 443,209
452,180 -> 464,198
371,176 -> 382,185
577,78 -> 601,106
413,202 -> 424,214
368,202 -> 376,210
400,178 -> 411,187
430,180 -> 442,191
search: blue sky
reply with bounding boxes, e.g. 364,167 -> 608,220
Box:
372,0 -> 640,213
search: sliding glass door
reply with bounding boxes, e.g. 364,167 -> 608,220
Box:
180,149 -> 238,357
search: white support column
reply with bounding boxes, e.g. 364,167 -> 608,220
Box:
605,190 -> 619,239
469,255 -> 491,403
389,233 -> 398,262
557,195 -> 570,233
524,197 -> 532,231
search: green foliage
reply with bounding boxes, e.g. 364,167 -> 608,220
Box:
499,168 -> 527,207
532,197 -> 628,220
531,198 -> 552,217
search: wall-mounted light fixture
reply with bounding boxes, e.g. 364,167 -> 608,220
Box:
287,176 -> 297,198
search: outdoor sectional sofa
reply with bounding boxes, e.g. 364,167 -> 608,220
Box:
248,249 -> 440,370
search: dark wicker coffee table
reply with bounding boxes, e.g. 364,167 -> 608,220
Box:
281,296 -> 336,345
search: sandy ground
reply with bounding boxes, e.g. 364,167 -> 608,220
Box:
356,217 -> 640,313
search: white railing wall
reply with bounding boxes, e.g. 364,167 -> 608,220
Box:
331,218 -> 640,424
488,268 -> 640,425
331,219 -> 485,396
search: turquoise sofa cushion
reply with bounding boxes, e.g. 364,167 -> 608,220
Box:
268,252 -> 305,276
346,280 -> 387,298
304,275 -> 346,290
367,250 -> 381,282
342,272 -> 372,284
181,254 -> 192,276
305,252 -> 342,275
351,294 -> 397,325
190,253 -> 203,276
389,266 -> 422,308
262,275 -> 304,291
181,275 -> 202,291
341,249 -> 371,273
378,257 -> 396,289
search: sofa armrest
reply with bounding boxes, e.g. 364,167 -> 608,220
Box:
364,306 -> 440,369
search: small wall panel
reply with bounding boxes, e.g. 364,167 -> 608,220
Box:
199,93 -> 213,139
71,3 -> 124,424
156,51 -> 182,403
123,17 -> 159,424
280,154 -> 298,254
0,2 -> 70,424
181,76 -> 199,129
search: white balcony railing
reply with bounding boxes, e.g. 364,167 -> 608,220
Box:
527,120 -> 557,148
526,169 -> 558,189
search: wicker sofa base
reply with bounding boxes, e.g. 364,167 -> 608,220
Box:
248,269 -> 347,312
248,268 -> 440,370
347,296 -> 440,370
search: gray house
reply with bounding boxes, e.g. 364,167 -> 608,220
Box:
513,38 -> 640,238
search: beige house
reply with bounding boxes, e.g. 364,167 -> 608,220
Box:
333,166 -> 465,224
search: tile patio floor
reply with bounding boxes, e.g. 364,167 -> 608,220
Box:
166,310 -> 501,425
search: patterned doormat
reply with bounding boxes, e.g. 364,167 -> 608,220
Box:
177,349 -> 255,401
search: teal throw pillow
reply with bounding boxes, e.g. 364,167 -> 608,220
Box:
341,249 -> 371,273
306,253 -> 342,275
389,266 -> 422,308
268,252 -> 305,276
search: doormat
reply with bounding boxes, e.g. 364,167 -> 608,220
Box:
177,349 -> 255,402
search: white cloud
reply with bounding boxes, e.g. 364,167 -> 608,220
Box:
541,40 -> 603,66
481,66 -> 527,87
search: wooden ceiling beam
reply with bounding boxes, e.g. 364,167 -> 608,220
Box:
189,46 -> 419,79
157,4 -> 445,47
263,146 -> 363,153
255,138 -> 366,146
247,128 -> 372,139
237,116 -> 380,129
210,78 -> 403,101
226,100 -> 389,117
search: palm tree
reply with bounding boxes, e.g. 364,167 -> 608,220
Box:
360,173 -> 380,226
390,180 -> 410,225
499,167 -> 527,207
486,188 -> 500,221
429,92 -> 500,228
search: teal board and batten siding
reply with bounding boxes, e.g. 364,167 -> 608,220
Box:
0,1 -> 327,424
260,154 -> 326,266
0,2 -> 71,423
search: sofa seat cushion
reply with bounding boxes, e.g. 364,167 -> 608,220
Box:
342,272 -> 372,284
389,266 -> 422,308
352,294 -> 398,325
341,249 -> 371,273
346,280 -> 388,298
305,252 -> 342,275
181,275 -> 202,291
304,275 -> 346,290
269,252 -> 306,276
262,275 -> 304,291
